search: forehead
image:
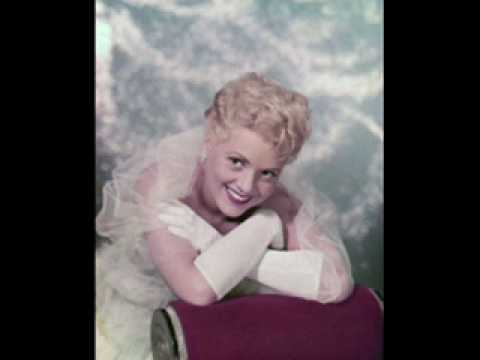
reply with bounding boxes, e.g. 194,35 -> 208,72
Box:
215,127 -> 282,169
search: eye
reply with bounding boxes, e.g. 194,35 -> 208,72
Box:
262,170 -> 278,179
228,157 -> 244,169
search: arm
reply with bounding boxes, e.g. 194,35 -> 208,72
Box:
136,165 -> 283,305
145,208 -> 282,305
192,208 -> 282,300
247,241 -> 353,303
250,187 -> 353,303
135,163 -> 217,306
156,201 -> 283,301
146,228 -> 218,306
303,223 -> 354,303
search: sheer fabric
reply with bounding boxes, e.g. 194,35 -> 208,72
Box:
95,126 -> 353,359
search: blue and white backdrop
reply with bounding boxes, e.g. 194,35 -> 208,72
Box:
96,0 -> 383,292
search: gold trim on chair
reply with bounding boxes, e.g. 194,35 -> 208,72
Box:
165,306 -> 189,360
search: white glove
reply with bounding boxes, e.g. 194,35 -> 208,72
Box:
157,200 -> 220,252
193,208 -> 283,299
157,200 -> 285,250
247,250 -> 325,301
157,201 -> 285,300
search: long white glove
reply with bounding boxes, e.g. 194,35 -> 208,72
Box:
157,201 -> 283,299
247,250 -> 325,301
157,200 -> 221,252
157,200 -> 284,251
158,201 -> 327,301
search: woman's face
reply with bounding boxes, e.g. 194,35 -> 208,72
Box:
201,126 -> 284,219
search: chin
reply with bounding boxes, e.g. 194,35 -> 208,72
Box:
217,199 -> 249,219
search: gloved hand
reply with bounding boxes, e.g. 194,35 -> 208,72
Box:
157,200 -> 220,252
157,200 -> 284,251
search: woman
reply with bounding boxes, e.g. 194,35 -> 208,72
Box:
96,72 -> 354,360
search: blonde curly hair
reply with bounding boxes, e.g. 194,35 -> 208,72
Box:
205,72 -> 311,164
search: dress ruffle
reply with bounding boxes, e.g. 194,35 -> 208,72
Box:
95,126 -> 353,359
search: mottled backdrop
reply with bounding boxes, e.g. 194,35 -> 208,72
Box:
95,0 -> 384,292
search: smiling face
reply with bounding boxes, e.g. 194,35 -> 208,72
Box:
200,126 -> 284,219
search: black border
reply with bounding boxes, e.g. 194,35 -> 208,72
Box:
11,2 -> 96,358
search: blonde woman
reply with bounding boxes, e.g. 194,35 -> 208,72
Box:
96,73 -> 354,360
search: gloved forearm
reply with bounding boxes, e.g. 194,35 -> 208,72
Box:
247,249 -> 325,301
193,209 -> 283,299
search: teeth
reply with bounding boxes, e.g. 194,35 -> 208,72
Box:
226,187 -> 251,203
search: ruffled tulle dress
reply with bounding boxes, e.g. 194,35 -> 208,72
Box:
95,126 -> 353,360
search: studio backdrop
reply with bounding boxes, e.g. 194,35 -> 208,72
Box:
95,0 -> 384,293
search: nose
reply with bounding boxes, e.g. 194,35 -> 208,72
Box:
237,170 -> 256,195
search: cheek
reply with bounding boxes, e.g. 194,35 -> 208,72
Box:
214,166 -> 234,185
205,160 -> 232,187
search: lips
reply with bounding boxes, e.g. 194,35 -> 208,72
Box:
225,185 -> 252,205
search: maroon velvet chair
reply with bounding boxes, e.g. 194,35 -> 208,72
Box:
151,285 -> 383,360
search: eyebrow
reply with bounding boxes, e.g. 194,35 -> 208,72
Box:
228,152 -> 281,173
